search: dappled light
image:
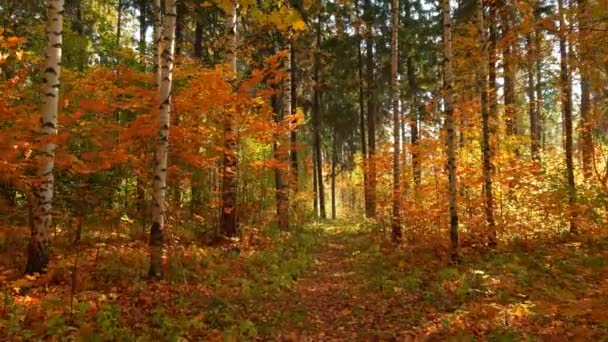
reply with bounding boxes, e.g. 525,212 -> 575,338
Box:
2,0 -> 608,339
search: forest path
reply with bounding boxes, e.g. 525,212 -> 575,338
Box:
279,221 -> 420,341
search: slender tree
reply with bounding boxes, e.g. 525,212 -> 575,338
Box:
289,42 -> 299,192
355,0 -> 368,215
578,0 -> 593,180
442,0 -> 460,262
390,0 -> 401,242
220,0 -> 238,237
331,135 -> 337,220
502,2 -> 516,138
527,31 -> 540,161
477,0 -> 496,246
149,0 -> 176,278
313,15 -> 326,219
364,0 -> 376,218
558,0 -> 577,233
25,0 -> 65,274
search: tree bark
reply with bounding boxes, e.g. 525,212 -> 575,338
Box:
489,2 -> 498,138
558,0 -> 577,233
390,0 -> 401,242
116,0 -> 122,47
364,0 -> 376,218
406,55 -> 421,188
578,0 -> 593,180
149,0 -> 176,278
312,142 -> 319,217
26,0 -> 64,274
289,42 -> 299,193
272,92 -> 289,230
331,136 -> 337,220
477,0 -> 496,246
535,25 -> 544,150
502,2 -> 516,138
138,0 -> 147,67
153,0 -> 162,90
220,0 -> 238,237
355,0 -> 368,216
194,15 -> 203,60
442,0 -> 460,262
313,16 -> 326,220
527,32 -> 540,161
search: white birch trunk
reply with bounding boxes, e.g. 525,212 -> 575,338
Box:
442,0 -> 460,262
26,0 -> 64,274
149,0 -> 176,278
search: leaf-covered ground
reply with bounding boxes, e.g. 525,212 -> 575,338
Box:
2,222 -> 608,340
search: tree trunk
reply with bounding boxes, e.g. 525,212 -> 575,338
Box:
406,55 -> 421,188
138,0 -> 146,67
489,2 -> 498,138
26,0 -> 64,275
527,32 -> 540,161
194,16 -> 203,60
153,0 -> 162,90
365,0 -> 376,218
502,3 -> 516,138
313,16 -> 326,220
355,0 -> 368,215
116,0 -> 122,47
578,0 -> 593,180
175,0 -> 184,56
149,0 -> 176,278
442,0 -> 460,262
289,43 -> 299,193
331,136 -> 337,220
390,0 -> 401,242
272,92 -> 289,230
220,1 -> 238,237
477,0 -> 496,246
534,22 -> 544,150
312,143 -> 319,217
558,0 -> 577,233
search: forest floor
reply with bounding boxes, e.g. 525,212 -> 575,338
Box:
2,221 -> 608,340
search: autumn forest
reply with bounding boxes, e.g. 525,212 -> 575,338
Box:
1,0 -> 608,339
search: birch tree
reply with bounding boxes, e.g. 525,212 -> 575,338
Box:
220,0 -> 238,237
25,0 -> 65,274
442,0 -> 460,262
149,0 -> 176,278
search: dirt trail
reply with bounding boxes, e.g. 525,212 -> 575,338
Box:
281,224 -> 417,341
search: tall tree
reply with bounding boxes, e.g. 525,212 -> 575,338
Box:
289,42 -> 299,192
220,0 -> 238,237
558,0 -> 577,233
355,0 -> 369,215
442,0 -> 460,262
25,0 -> 65,274
390,0 -> 401,242
313,15 -> 326,219
578,0 -> 593,180
527,30 -> 540,161
364,0 -> 376,218
502,1 -> 516,138
477,0 -> 496,246
149,0 -> 176,278
274,43 -> 291,230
